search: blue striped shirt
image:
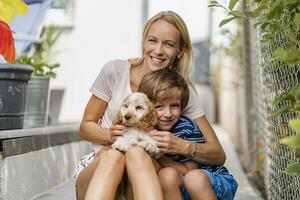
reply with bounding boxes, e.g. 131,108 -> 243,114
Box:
167,116 -> 229,174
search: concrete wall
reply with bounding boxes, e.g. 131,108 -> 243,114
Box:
0,142 -> 89,200
0,125 -> 91,200
217,51 -> 247,154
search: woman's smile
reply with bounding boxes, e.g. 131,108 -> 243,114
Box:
149,56 -> 166,66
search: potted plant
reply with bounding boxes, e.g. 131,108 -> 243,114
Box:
14,53 -> 60,128
14,26 -> 62,128
0,0 -> 32,130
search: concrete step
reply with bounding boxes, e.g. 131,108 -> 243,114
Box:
32,182 -> 76,200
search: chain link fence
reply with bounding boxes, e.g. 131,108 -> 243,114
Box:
243,14 -> 300,200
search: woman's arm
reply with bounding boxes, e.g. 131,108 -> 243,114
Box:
79,95 -> 127,144
158,156 -> 189,175
189,116 -> 226,165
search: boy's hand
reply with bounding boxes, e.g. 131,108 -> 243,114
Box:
150,130 -> 189,155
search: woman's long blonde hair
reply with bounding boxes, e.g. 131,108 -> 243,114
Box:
139,11 -> 194,83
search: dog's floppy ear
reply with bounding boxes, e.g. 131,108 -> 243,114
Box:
139,101 -> 157,132
112,111 -> 123,125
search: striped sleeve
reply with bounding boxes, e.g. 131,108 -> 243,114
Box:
171,116 -> 205,144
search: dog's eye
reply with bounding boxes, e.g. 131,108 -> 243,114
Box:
135,105 -> 143,110
123,104 -> 128,108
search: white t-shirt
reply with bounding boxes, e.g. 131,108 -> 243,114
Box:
90,59 -> 205,151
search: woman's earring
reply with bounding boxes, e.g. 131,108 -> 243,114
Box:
177,54 -> 182,60
178,52 -> 183,60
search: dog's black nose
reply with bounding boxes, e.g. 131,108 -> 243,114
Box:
125,114 -> 131,120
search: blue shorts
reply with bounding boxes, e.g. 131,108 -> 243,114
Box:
182,169 -> 238,200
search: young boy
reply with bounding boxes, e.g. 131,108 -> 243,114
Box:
138,68 -> 238,200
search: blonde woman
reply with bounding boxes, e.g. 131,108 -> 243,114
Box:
76,11 -> 225,200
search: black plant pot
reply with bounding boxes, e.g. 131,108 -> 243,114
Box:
0,64 -> 33,130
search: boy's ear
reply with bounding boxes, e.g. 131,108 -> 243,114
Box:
112,111 -> 123,125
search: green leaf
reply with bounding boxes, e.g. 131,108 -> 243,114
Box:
267,5 -> 282,20
229,10 -> 245,18
289,118 -> 300,135
282,133 -> 300,149
219,16 -> 237,27
210,0 -> 220,4
294,13 -> 300,26
229,0 -> 238,10
284,0 -> 298,5
208,4 -> 226,9
249,3 -> 268,18
290,84 -> 300,97
253,21 -> 263,28
262,32 -> 273,40
272,48 -> 288,60
286,50 -> 300,67
260,22 -> 269,30
296,148 -> 300,158
291,103 -> 300,112
273,84 -> 300,107
284,162 -> 300,175
273,94 -> 295,105
45,71 -> 56,78
272,108 -> 291,117
47,63 -> 60,69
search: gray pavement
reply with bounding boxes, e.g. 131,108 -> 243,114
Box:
214,126 -> 263,200
33,125 -> 263,200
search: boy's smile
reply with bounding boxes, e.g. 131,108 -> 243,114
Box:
155,96 -> 181,131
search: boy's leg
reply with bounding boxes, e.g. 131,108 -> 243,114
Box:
158,167 -> 183,200
184,169 -> 217,200
184,169 -> 238,200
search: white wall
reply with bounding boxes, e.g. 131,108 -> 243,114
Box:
49,0 -> 143,122
148,0 -> 210,41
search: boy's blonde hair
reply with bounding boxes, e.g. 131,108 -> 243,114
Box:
138,69 -> 189,110
140,11 -> 194,82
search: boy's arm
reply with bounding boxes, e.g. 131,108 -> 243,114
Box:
158,156 -> 189,175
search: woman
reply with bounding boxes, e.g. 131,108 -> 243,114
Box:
76,10 -> 226,200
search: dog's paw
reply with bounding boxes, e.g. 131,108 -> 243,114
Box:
138,141 -> 160,154
112,139 -> 131,152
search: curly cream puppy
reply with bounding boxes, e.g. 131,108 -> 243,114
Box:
112,92 -> 160,155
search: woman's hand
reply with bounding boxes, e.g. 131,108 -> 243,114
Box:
107,124 -> 128,143
150,130 -> 189,155
158,156 -> 189,175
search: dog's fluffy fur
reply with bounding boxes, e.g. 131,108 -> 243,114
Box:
112,92 -> 160,155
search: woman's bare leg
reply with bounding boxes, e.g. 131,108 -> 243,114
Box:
76,149 -> 125,200
184,170 -> 217,200
76,152 -> 102,200
158,167 -> 183,200
125,147 -> 163,200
